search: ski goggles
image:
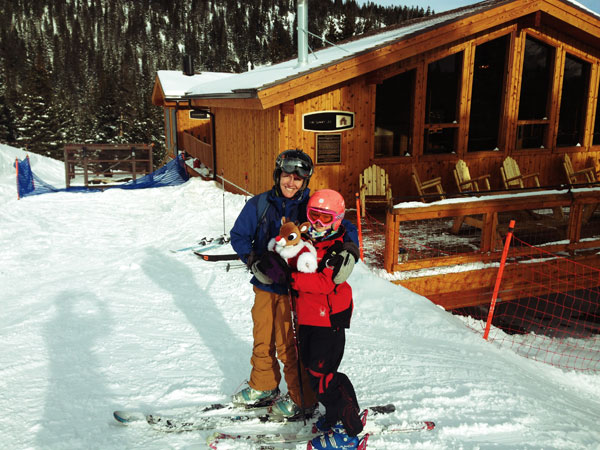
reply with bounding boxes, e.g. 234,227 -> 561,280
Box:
307,207 -> 342,228
278,157 -> 313,179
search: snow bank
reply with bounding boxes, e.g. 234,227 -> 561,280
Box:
0,143 -> 599,449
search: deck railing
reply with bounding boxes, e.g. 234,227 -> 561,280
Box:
384,187 -> 600,273
182,132 -> 213,172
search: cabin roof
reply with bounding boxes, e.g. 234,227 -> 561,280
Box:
156,70 -> 235,100
154,0 -> 599,107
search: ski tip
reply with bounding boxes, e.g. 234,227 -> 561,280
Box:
357,433 -> 369,450
370,404 -> 395,414
113,411 -> 135,424
113,410 -> 146,424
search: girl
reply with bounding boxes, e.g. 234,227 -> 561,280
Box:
290,189 -> 365,450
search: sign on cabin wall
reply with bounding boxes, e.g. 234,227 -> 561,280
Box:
316,134 -> 342,164
303,110 -> 355,132
189,110 -> 210,120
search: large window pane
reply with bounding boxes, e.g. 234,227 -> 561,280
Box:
519,37 -> 554,120
426,53 -> 462,124
557,54 -> 590,147
374,69 -> 414,158
424,52 -> 463,155
424,128 -> 458,155
516,37 -> 555,150
468,36 -> 508,152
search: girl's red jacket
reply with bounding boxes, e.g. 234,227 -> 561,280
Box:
291,229 -> 353,328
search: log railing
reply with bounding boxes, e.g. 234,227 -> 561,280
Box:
384,188 -> 600,273
183,132 -> 213,172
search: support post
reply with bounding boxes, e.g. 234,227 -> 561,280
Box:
355,193 -> 364,262
483,220 -> 516,340
15,158 -> 20,200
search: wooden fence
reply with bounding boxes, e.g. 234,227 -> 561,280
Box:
385,188 -> 600,272
183,132 -> 214,173
64,144 -> 152,188
383,188 -> 600,309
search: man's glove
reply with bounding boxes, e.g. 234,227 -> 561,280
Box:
246,251 -> 272,285
254,251 -> 291,285
323,241 -> 360,284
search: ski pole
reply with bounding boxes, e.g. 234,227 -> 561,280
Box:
288,288 -> 307,424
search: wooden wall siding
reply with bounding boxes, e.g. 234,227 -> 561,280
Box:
212,106 -> 280,196
176,110 -> 212,147
167,0 -> 600,203
182,132 -> 213,171
278,78 -> 375,203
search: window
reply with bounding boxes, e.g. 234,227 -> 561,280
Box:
374,69 -> 414,158
557,54 -> 590,147
468,36 -> 508,152
424,52 -> 463,155
164,108 -> 178,154
516,37 -> 555,150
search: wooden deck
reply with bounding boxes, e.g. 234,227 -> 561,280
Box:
356,188 -> 600,311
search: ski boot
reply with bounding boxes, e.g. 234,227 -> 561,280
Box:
307,431 -> 369,450
268,393 -> 317,421
232,385 -> 280,408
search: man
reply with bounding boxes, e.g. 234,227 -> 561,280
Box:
230,149 -> 318,419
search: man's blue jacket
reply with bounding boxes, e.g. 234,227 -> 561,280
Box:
230,186 -> 358,295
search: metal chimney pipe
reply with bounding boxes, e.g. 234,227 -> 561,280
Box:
297,0 -> 308,67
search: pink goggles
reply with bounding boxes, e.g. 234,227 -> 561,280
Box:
307,207 -> 343,228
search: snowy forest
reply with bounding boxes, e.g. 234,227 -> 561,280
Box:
0,0 -> 432,164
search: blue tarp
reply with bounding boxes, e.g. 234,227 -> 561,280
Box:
16,154 -> 189,198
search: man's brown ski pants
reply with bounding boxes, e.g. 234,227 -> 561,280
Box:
249,286 -> 316,408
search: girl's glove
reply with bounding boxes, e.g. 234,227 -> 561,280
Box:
323,242 -> 360,284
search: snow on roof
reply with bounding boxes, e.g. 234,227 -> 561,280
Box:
156,70 -> 235,99
157,0 -> 598,101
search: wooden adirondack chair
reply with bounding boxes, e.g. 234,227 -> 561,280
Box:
453,159 -> 491,192
563,153 -> 598,186
411,164 -> 445,202
500,156 -> 540,189
450,160 -> 499,244
563,154 -> 599,222
500,156 -> 566,220
359,164 -> 392,216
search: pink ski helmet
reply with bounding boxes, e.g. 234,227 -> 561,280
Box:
307,189 -> 345,230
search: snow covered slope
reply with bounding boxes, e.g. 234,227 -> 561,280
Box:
0,144 -> 599,449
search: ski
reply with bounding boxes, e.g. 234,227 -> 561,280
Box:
207,420 -> 435,449
194,251 -> 239,261
170,235 -> 230,253
132,404 -> 395,434
114,404 -> 397,434
114,402 -> 273,431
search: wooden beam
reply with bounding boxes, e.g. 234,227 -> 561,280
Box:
584,64 -> 599,150
189,97 -> 263,110
390,192 -> 572,220
397,253 -> 600,310
280,100 -> 295,117
548,45 -> 566,150
539,0 -> 600,42
412,62 -> 427,161
151,75 -> 166,106
457,42 -> 475,157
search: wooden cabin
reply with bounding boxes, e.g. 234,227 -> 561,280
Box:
152,0 -> 600,205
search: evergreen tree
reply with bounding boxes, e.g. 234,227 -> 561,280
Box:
16,48 -> 62,158
0,0 -> 431,158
